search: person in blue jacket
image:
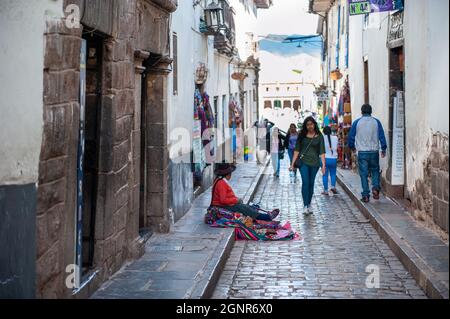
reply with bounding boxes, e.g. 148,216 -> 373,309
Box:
348,104 -> 388,203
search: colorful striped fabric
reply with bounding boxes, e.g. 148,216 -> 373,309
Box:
212,218 -> 300,242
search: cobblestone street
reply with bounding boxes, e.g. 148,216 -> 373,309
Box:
212,159 -> 428,299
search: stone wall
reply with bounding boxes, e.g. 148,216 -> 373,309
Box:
37,18 -> 82,299
411,132 -> 449,234
36,0 -> 179,298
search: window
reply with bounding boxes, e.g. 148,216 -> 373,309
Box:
266,87 -> 269,92
274,100 -> 282,109
283,101 -> 292,109
264,100 -> 272,109
293,100 -> 301,112
172,32 -> 178,95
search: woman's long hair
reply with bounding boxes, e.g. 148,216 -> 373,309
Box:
323,126 -> 333,155
299,116 -> 322,139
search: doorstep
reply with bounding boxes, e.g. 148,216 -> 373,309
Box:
91,158 -> 269,299
336,168 -> 449,299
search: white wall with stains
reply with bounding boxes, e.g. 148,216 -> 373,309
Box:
0,0 -> 64,185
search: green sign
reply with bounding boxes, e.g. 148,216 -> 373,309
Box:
349,1 -> 371,15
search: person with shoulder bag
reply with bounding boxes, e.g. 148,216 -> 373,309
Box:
289,117 -> 326,215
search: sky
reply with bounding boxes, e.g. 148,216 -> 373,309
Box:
256,0 -> 322,127
256,0 -> 319,37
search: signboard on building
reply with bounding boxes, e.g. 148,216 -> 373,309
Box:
349,0 -> 403,16
349,1 -> 371,15
315,89 -> 330,102
391,91 -> 405,186
387,10 -> 404,48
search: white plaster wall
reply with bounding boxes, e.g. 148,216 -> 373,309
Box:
404,0 -> 449,193
168,0 -> 196,152
404,0 -> 430,189
0,0 -> 64,185
168,0 -> 261,157
348,15 -> 365,116
346,10 -> 391,175
427,0 -> 449,135
230,0 -> 258,60
346,0 -> 449,193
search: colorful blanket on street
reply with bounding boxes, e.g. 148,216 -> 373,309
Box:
204,207 -> 301,241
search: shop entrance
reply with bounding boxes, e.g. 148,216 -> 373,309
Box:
77,32 -> 104,278
139,71 -> 148,232
387,46 -> 406,198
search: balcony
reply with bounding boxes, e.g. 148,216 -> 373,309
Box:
309,0 -> 333,14
206,0 -> 236,56
254,0 -> 273,9
148,0 -> 178,13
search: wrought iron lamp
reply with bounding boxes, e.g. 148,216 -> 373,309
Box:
204,1 -> 224,33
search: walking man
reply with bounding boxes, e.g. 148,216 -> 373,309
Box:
348,104 -> 388,203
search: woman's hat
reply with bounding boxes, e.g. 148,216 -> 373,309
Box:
214,163 -> 237,176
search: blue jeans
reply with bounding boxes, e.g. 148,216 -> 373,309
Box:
358,151 -> 381,197
299,163 -> 320,207
223,204 -> 272,221
288,149 -> 298,175
323,158 -> 337,191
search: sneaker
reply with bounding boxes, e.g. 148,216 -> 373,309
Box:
307,206 -> 314,215
362,196 -> 370,203
330,188 -> 338,195
372,189 -> 380,200
302,207 -> 309,215
269,209 -> 280,220
322,191 -> 330,196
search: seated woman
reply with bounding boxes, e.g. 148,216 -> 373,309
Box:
211,163 -> 280,221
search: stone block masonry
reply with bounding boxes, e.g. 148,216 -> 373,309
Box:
411,132 -> 449,235
36,0 -> 179,298
37,17 -> 82,299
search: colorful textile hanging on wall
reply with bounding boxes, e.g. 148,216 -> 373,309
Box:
228,98 -> 243,159
193,89 -> 216,181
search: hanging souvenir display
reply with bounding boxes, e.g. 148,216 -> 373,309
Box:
336,79 -> 353,169
193,89 -> 216,183
228,97 -> 243,160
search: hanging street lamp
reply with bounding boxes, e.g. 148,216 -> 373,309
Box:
204,1 -> 224,34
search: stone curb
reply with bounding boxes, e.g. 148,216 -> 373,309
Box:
336,172 -> 449,299
196,158 -> 271,299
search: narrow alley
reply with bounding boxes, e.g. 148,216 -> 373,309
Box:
213,159 -> 428,299
0,0 -> 448,303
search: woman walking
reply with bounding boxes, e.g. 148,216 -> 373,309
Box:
322,126 -> 339,196
285,123 -> 299,183
289,117 -> 326,215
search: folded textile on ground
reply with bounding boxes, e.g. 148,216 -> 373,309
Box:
204,206 -> 301,241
